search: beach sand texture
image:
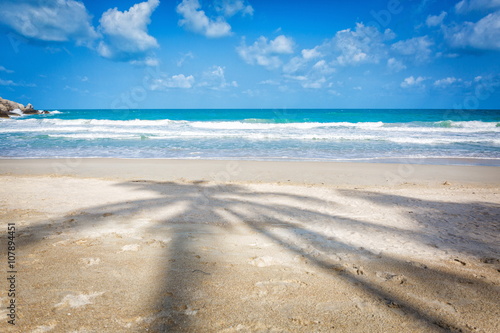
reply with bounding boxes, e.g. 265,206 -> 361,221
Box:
1,160 -> 499,332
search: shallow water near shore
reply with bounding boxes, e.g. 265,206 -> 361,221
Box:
1,109 -> 499,164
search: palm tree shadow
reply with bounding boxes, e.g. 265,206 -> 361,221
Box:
337,189 -> 500,258
16,179 -> 500,331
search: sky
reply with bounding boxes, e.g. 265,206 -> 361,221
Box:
0,0 -> 499,109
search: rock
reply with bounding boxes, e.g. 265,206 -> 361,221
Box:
0,97 -> 46,118
23,109 -> 39,115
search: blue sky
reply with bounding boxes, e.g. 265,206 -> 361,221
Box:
0,0 -> 499,109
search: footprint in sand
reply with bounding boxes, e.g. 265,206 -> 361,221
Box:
119,244 -> 140,252
55,292 -> 104,308
375,271 -> 408,284
249,256 -> 289,267
145,239 -> 169,248
79,257 -> 101,267
30,324 -> 56,333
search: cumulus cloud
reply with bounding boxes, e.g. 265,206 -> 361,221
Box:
325,23 -> 395,66
455,0 -> 500,13
445,11 -> 500,50
237,35 -> 294,69
198,66 -> 238,89
277,23 -> 400,91
391,36 -> 434,63
400,76 -> 426,88
434,77 -> 460,87
97,0 -> 159,63
387,57 -> 406,72
177,0 -> 232,38
301,47 -> 322,60
426,11 -> 447,27
215,0 -> 254,17
282,57 -> 304,74
150,74 -> 195,90
311,60 -> 335,74
279,22 -> 400,90
0,0 -> 98,45
282,46 -> 327,74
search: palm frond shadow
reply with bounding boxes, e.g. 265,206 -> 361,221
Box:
18,180 -> 499,331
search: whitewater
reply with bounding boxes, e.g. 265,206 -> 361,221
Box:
0,109 -> 499,164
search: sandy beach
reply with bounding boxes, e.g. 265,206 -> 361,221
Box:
1,159 -> 499,332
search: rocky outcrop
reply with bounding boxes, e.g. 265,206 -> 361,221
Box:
0,97 -> 49,118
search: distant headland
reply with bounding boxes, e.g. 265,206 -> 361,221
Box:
0,97 -> 50,118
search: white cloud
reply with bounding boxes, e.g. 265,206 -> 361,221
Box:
301,47 -> 322,60
177,0 -> 232,38
282,46 -> 328,74
455,0 -> 500,13
0,79 -> 16,86
97,0 -> 159,64
284,74 -> 329,90
434,77 -> 460,87
391,36 -> 434,63
177,52 -> 195,67
0,66 -> 14,74
215,0 -> 254,17
130,57 -> 160,67
280,23 -> 397,91
269,35 -> 294,53
469,74 -> 500,93
198,66 -> 238,89
150,74 -> 195,90
282,57 -> 304,74
401,76 -> 426,88
301,77 -> 326,89
325,23 -> 395,66
259,79 -> 280,85
0,0 -> 98,45
64,85 -> 89,94
445,11 -> 500,50
426,11 -> 447,27
283,23 -> 392,81
237,35 -> 294,69
387,57 -> 406,72
0,78 -> 36,87
284,75 -> 307,81
312,60 -> 335,74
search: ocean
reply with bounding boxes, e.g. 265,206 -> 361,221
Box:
1,109 -> 499,165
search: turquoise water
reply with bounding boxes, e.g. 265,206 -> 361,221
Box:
1,109 -> 499,164
29,108 -> 500,123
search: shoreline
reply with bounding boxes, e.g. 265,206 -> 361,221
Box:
1,156 -> 499,166
1,158 -> 499,186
